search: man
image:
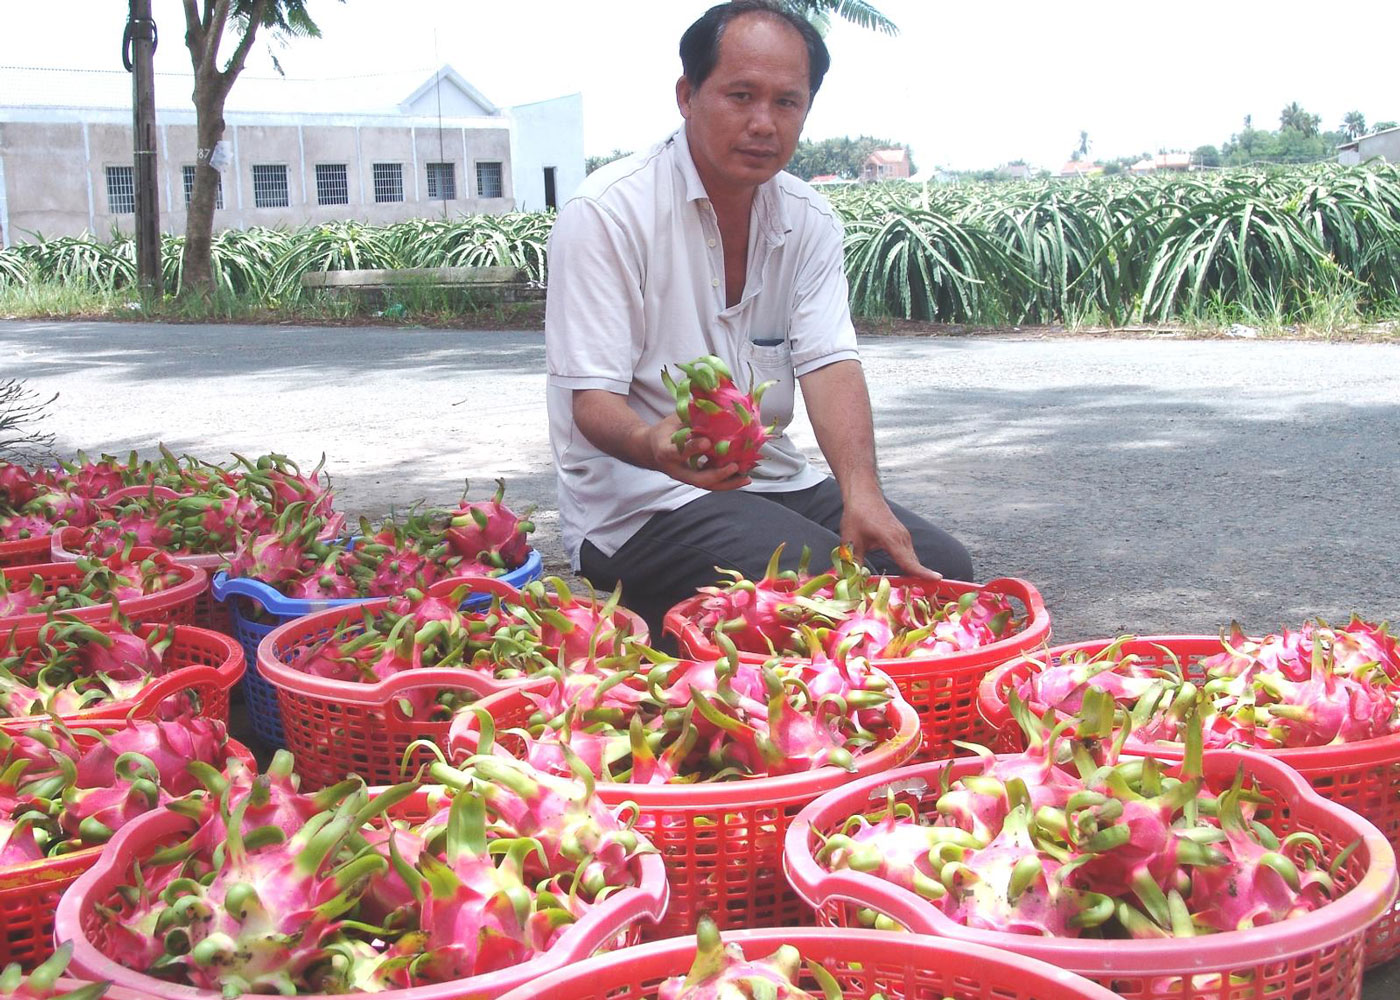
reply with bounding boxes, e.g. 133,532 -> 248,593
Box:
545,0 -> 971,636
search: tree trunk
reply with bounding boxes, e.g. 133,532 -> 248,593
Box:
180,94 -> 226,297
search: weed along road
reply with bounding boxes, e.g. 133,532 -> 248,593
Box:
5,318 -> 1400,994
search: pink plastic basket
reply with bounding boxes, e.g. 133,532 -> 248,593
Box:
0,621 -> 244,726
979,634 -> 1400,968
0,733 -> 254,971
50,525 -> 232,634
456,682 -> 923,940
0,534 -> 52,569
55,786 -> 670,999
494,926 -> 1122,1000
0,560 -> 205,639
665,575 -> 1050,759
257,575 -> 648,790
784,748 -> 1398,1000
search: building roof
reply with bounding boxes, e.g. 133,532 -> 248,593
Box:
1336,123 -> 1400,151
0,62 -> 504,120
1059,160 -> 1099,176
867,148 -> 908,164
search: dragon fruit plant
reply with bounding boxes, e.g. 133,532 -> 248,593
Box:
680,544 -> 1019,662
448,633 -> 904,782
662,354 -> 776,474
86,749 -> 654,994
818,699 -> 1351,939
658,917 -> 848,1000
287,577 -> 642,720
1008,617 -> 1400,750
0,552 -> 188,622
0,713 -> 235,865
0,615 -> 184,718
0,942 -> 108,999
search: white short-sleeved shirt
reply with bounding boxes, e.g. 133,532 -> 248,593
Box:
545,125 -> 860,568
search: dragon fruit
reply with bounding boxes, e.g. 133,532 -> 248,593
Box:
444,479 -> 534,570
657,917 -> 843,1000
662,354 -> 776,474
0,941 -> 109,999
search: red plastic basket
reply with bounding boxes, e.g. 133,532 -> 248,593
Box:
0,621 -> 244,727
979,634 -> 1400,968
784,749 -> 1398,1000
457,683 -> 923,940
494,926 -> 1122,1000
258,575 -> 648,791
55,785 -> 670,999
0,560 -> 205,639
0,534 -> 52,569
0,732 -> 254,971
665,575 -> 1050,760
50,526 -> 231,634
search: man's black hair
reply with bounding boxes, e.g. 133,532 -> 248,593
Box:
679,1 -> 831,99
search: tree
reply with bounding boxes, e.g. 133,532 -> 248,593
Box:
1193,144 -> 1221,168
1278,101 -> 1321,138
585,149 -> 633,174
1342,111 -> 1367,140
180,1 -> 332,297
782,0 -> 897,35
1375,121 -> 1399,132
785,135 -> 913,180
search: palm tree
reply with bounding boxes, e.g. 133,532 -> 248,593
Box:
1279,102 -> 1320,138
1342,111 -> 1367,140
783,1 -> 898,35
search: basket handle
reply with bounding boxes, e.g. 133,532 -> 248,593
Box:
93,484 -> 188,508
127,663 -> 232,719
426,574 -> 525,605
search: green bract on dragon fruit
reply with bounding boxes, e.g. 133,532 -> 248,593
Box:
677,544 -> 1019,661
0,942 -> 107,1000
662,354 -> 776,474
448,635 -> 904,782
1008,617 -> 1400,749
0,552 -> 188,622
84,750 -> 654,995
658,917 -> 853,1000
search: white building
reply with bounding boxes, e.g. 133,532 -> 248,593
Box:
1337,125 -> 1400,166
0,63 -> 583,247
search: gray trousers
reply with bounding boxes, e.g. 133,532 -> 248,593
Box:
579,477 -> 973,644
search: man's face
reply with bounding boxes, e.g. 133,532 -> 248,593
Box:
677,13 -> 811,199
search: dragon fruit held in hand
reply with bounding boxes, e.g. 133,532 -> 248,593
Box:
662,354 -> 776,474
657,917 -> 845,1000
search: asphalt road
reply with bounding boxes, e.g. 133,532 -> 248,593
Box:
4,319 -> 1400,991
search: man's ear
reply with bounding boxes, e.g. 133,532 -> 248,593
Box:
676,75 -> 694,120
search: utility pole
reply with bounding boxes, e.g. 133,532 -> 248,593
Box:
125,0 -> 161,299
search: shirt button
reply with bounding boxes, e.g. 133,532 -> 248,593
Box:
707,238 -> 716,248
711,278 -> 720,287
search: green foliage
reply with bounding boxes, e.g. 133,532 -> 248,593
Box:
585,149 -> 633,174
781,0 -> 897,35
786,135 -> 914,180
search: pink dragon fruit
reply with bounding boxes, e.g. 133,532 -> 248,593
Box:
73,716 -> 229,795
0,941 -> 109,999
657,916 -> 842,1000
662,354 -> 776,474
443,479 -> 533,570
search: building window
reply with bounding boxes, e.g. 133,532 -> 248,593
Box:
252,164 -> 290,208
105,165 -> 135,214
182,166 -> 223,210
373,163 -> 404,203
476,161 -> 503,199
426,162 -> 456,201
315,163 -> 349,206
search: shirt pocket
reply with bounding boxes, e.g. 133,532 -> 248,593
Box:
741,339 -> 795,432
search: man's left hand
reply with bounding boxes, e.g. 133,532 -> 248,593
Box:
839,491 -> 940,580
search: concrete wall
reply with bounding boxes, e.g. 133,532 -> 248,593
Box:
507,94 -> 584,213
0,113 -> 538,245
1357,130 -> 1400,163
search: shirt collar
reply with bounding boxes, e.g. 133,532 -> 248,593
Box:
672,123 -> 789,246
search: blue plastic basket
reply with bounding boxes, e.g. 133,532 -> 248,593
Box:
210,547 -> 543,747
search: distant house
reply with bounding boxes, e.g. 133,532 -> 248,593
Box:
808,174 -> 847,186
1058,160 -> 1101,178
1003,162 -> 1033,180
0,62 -> 582,246
861,148 -> 911,182
1129,152 -> 1193,174
1337,125 -> 1400,165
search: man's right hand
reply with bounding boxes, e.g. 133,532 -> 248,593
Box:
574,388 -> 750,491
642,413 -> 751,490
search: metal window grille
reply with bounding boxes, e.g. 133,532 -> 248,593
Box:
105,165 -> 135,214
476,161 -> 503,199
181,166 -> 223,210
252,164 -> 290,208
426,162 -> 456,201
372,163 -> 403,203
315,163 -> 349,206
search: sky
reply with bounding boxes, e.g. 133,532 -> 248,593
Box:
2,0 -> 1398,172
